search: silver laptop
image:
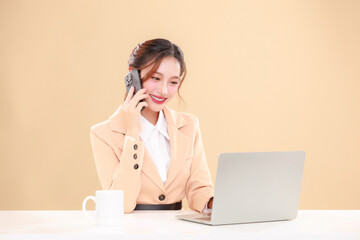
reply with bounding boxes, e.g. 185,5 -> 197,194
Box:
176,151 -> 305,225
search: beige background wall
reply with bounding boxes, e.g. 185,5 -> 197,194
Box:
0,0 -> 359,210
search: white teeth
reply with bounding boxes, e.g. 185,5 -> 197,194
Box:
151,95 -> 165,101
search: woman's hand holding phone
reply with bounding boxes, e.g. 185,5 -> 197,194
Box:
121,86 -> 148,140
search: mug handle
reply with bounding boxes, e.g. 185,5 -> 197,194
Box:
82,196 -> 96,219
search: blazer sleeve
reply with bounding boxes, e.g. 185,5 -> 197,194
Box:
90,129 -> 145,213
185,116 -> 215,212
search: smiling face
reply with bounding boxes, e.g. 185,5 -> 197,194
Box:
140,56 -> 181,113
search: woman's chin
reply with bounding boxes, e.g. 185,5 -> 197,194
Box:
144,104 -> 164,113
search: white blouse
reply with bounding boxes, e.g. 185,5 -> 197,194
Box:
140,110 -> 171,183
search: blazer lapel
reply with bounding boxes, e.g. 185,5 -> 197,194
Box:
163,106 -> 191,189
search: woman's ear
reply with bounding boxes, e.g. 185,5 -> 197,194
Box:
129,66 -> 134,72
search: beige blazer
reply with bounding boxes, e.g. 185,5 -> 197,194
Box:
90,105 -> 214,213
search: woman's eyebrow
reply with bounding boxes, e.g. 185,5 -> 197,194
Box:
154,71 -> 180,79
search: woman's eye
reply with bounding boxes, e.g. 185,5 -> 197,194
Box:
171,81 -> 179,85
151,77 -> 160,81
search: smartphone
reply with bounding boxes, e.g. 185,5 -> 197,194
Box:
124,69 -> 146,111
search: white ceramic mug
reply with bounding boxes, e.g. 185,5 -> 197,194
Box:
82,190 -> 124,225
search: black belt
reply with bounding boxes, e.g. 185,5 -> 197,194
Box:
134,201 -> 182,210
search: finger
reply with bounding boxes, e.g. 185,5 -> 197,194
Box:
124,86 -> 134,104
124,86 -> 133,104
135,101 -> 148,112
133,88 -> 147,98
131,88 -> 147,102
129,94 -> 149,109
129,92 -> 149,109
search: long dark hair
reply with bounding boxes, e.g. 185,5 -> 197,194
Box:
127,38 -> 187,100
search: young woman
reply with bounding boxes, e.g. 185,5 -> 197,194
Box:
90,38 -> 214,214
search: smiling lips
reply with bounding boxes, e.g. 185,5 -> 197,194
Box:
150,94 -> 167,104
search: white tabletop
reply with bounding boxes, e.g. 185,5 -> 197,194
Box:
0,210 -> 359,240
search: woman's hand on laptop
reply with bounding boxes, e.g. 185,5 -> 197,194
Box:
207,197 -> 213,209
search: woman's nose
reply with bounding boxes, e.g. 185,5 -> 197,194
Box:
159,82 -> 168,95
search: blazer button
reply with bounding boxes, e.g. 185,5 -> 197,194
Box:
133,153 -> 137,159
134,164 -> 139,169
133,144 -> 138,150
158,194 -> 165,201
